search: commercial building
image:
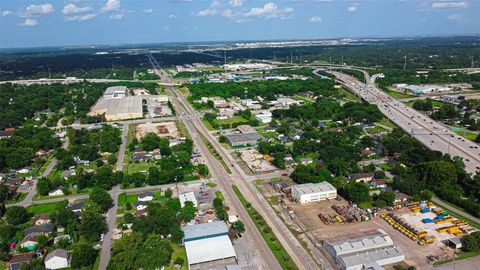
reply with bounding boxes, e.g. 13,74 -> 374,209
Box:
323,230 -> 405,270
103,86 -> 127,99
225,132 -> 263,147
179,191 -> 198,208
182,221 -> 237,269
291,182 -> 337,204
89,96 -> 143,121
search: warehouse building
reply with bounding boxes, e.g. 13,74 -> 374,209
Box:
182,221 -> 237,269
89,96 -> 143,121
323,229 -> 405,270
225,132 -> 263,147
291,182 -> 337,204
103,86 -> 127,99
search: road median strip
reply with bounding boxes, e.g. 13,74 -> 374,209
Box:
232,185 -> 299,270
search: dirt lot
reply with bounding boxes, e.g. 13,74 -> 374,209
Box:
133,88 -> 151,96
135,122 -> 181,140
262,181 -> 452,269
239,149 -> 276,173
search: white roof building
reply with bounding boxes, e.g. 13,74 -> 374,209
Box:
323,230 -> 405,270
255,114 -> 272,124
44,249 -> 71,270
104,86 -> 127,99
179,191 -> 198,208
182,221 -> 237,269
291,182 -> 337,204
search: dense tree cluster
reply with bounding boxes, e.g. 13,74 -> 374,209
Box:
412,100 -> 433,111
0,126 -> 60,170
378,69 -> 480,89
273,101 -> 382,124
108,233 -> 173,270
188,78 -> 336,100
383,128 -> 480,217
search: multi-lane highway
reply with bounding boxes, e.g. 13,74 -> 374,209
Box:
317,68 -> 480,174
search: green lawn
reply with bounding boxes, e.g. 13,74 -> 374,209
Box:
375,118 -> 396,129
378,163 -> 393,171
366,126 -> 389,134
359,201 -> 373,210
27,201 -> 64,215
124,162 -> 158,174
453,129 -> 478,141
215,191 -> 224,201
6,192 -> 27,204
382,87 -> 415,99
215,115 -> 250,126
232,185 -> 299,270
165,244 -> 188,270
338,87 -> 361,102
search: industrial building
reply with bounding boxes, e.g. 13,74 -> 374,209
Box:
225,132 -> 263,147
182,221 -> 237,269
89,96 -> 143,121
103,86 -> 127,99
291,182 -> 337,204
323,230 -> 405,270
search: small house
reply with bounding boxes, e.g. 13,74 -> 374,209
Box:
48,187 -> 65,197
138,192 -> 154,202
44,249 -> 71,270
34,215 -> 51,226
134,201 -> 148,211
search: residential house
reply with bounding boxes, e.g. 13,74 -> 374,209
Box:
53,235 -> 71,245
20,235 -> 39,249
0,130 -> 13,139
34,215 -> 51,226
394,192 -> 409,205
44,249 -> 71,270
24,224 -> 55,237
36,150 -> 48,157
9,251 -> 36,270
134,201 -> 148,211
69,201 -> 85,214
370,180 -> 387,189
132,153 -> 152,163
73,156 -> 89,165
300,158 -> 313,165
138,192 -> 154,202
346,172 -> 374,183
361,148 -> 375,158
48,186 -> 65,197
271,180 -> 290,193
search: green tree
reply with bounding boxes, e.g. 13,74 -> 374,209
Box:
71,244 -> 98,268
78,210 -> 107,242
5,206 -> 30,226
463,234 -> 480,252
89,188 -> 113,212
180,201 -> 196,222
344,183 -> 371,204
232,220 -> 245,234
0,183 -> 8,216
141,132 -> 161,151
36,177 -> 50,196
164,188 -> 173,198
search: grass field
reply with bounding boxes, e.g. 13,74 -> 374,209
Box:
365,126 -> 389,134
382,87 -> 415,99
359,201 -> 373,210
376,118 -> 396,129
165,244 -> 188,270
338,87 -> 361,102
453,129 -> 478,141
197,128 -> 231,174
124,162 -> 158,174
27,201 -> 64,215
232,185 -> 299,270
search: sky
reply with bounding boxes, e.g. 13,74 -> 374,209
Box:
0,0 -> 479,48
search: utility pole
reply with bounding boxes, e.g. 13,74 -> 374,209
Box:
290,52 -> 293,64
403,55 -> 407,70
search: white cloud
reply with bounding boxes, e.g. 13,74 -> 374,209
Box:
20,18 -> 38,26
21,4 -> 54,17
101,0 -> 120,12
164,25 -> 171,30
244,2 -> 294,19
432,1 -> 468,9
229,0 -> 244,7
62,3 -> 91,15
347,4 -> 358,12
309,16 -> 322,22
447,13 -> 463,21
2,10 -> 12,16
65,13 -> 97,21
142,9 -> 153,14
196,0 -> 221,16
110,13 -> 124,20
168,14 -> 177,19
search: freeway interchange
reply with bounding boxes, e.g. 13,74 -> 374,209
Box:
316,68 -> 480,174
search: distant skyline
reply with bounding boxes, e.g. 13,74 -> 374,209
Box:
1,0 -> 479,49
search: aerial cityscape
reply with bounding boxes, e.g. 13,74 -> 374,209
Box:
1,1 -> 480,270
